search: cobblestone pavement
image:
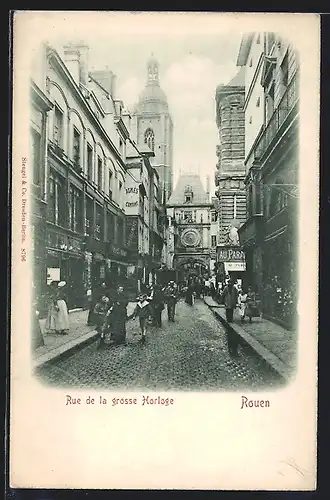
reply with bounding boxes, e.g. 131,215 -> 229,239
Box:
37,299 -> 284,391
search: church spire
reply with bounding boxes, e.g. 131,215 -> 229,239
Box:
147,54 -> 159,85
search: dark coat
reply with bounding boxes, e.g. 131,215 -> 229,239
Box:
222,285 -> 238,309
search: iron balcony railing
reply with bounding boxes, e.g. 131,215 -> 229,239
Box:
255,71 -> 299,161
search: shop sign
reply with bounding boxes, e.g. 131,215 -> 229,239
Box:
224,262 -> 246,272
125,184 -> 139,215
217,246 -> 245,262
112,245 -> 127,257
47,267 -> 60,284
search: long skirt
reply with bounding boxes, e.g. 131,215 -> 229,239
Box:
111,319 -> 127,344
238,303 -> 246,318
45,300 -> 69,332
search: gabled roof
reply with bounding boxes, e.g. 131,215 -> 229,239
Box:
167,174 -> 210,206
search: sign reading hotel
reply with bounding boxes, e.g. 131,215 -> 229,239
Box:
125,181 -> 139,215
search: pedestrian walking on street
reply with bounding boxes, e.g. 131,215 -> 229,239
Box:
45,281 -> 69,334
87,281 -> 108,326
221,279 -> 239,357
185,280 -> 195,306
221,279 -> 239,323
164,280 -> 178,321
150,284 -> 165,327
245,286 -> 259,322
93,295 -> 111,348
110,286 -> 129,345
130,293 -> 151,343
237,288 -> 248,322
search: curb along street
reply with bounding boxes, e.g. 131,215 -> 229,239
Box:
33,329 -> 99,371
203,298 -> 291,382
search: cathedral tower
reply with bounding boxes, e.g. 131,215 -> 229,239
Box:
131,56 -> 174,201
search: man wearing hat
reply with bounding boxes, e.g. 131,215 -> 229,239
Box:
163,280 -> 178,322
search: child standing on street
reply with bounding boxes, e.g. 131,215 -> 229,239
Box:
131,293 -> 151,343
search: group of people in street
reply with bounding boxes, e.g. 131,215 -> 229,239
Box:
87,280 -> 180,348
221,280 -> 260,324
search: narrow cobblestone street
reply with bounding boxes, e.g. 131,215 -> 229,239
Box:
37,299 -> 283,391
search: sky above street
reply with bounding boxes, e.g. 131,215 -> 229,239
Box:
32,12 -> 246,194
87,32 -> 241,193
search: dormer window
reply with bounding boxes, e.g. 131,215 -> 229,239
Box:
184,185 -> 193,203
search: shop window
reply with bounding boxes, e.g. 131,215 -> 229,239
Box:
31,128 -> 41,186
107,212 -> 114,242
53,106 -> 63,147
87,144 -> 93,181
73,127 -> 81,169
85,197 -> 93,236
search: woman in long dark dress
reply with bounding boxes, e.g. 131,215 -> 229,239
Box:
109,286 -> 128,345
185,281 -> 194,306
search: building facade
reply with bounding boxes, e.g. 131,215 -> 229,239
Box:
166,174 -> 213,281
237,32 -> 299,329
32,42 -> 133,311
124,141 -> 166,294
214,67 -> 247,281
131,57 -> 174,202
30,44 -> 54,308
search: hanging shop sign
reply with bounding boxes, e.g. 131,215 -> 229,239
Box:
125,184 -> 139,215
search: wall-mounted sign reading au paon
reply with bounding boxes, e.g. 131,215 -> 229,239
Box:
217,246 -> 246,262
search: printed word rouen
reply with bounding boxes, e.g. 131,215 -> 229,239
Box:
240,395 -> 270,409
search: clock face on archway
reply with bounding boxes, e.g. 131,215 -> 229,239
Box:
181,228 -> 201,247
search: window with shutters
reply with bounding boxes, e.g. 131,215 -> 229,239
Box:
87,144 -> 93,181
53,106 -> 63,147
73,127 -> 81,169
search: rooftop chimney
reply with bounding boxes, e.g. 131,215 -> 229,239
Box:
75,43 -> 89,86
89,70 -> 116,98
63,44 -> 80,84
